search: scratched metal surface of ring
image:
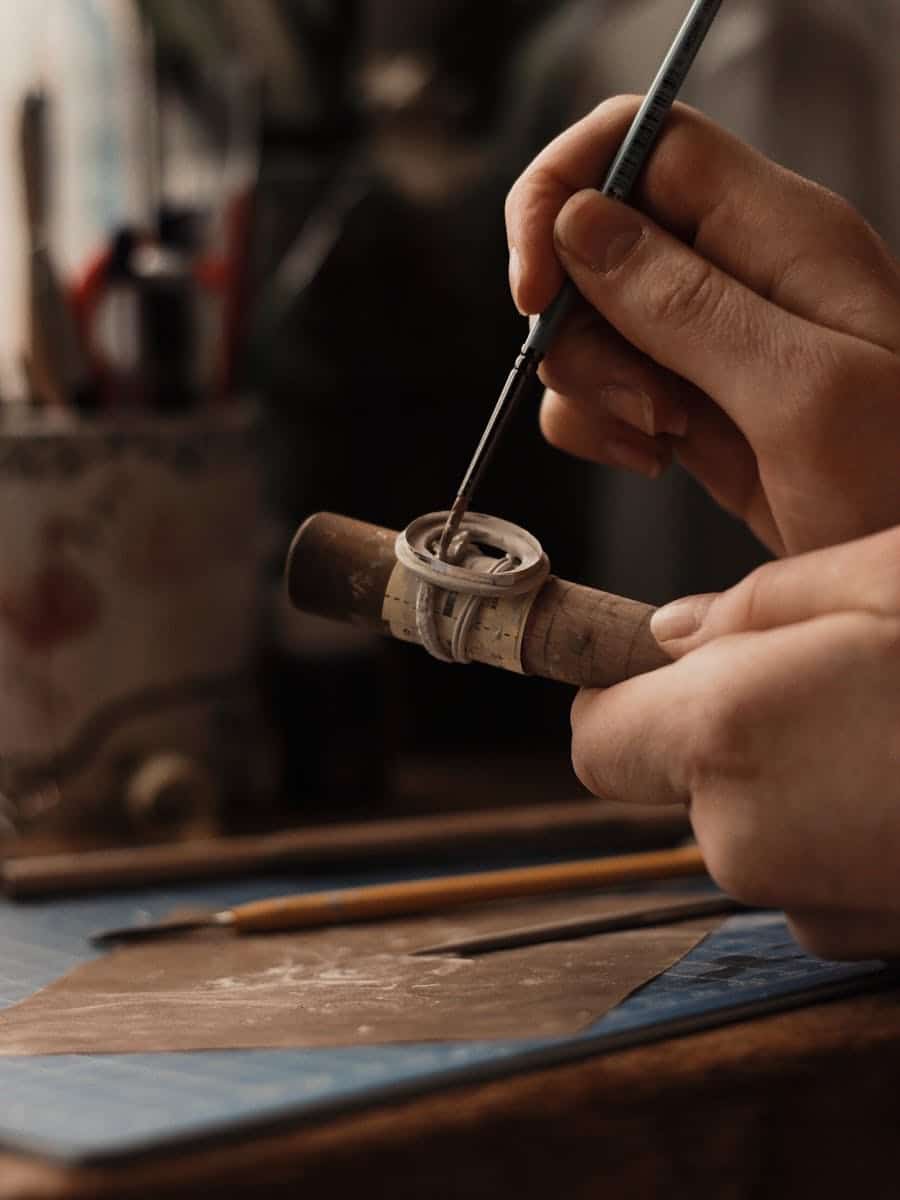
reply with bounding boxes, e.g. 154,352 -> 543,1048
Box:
395,512 -> 549,598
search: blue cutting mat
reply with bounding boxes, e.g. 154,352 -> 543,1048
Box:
0,873 -> 893,1163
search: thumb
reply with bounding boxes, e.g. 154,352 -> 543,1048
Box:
650,525 -> 900,657
553,189 -> 818,443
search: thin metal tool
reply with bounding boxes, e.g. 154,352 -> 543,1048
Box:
413,894 -> 744,958
437,0 -> 724,558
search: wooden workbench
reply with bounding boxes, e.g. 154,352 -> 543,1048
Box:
2,986 -> 898,1199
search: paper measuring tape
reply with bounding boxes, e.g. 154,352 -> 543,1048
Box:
383,512 -> 550,671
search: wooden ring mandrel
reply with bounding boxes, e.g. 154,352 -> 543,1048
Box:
285,512 -> 669,688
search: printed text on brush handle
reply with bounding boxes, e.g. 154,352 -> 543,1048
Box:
524,0 -> 724,359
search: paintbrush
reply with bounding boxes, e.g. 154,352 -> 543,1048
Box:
90,843 -> 706,946
437,0 -> 724,555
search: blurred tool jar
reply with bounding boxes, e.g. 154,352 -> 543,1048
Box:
0,403 -> 271,841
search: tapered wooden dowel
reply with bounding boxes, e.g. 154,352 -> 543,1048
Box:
1,800 -> 687,898
286,512 -> 669,688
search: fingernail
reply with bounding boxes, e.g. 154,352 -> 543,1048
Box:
651,598 -> 706,645
601,386 -> 656,436
600,386 -> 689,439
508,247 -> 523,313
556,191 -> 643,273
606,439 -> 664,479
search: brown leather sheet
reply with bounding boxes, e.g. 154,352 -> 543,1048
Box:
0,891 -> 717,1054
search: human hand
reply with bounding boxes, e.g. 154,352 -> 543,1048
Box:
505,97 -> 900,556
569,525 -> 900,960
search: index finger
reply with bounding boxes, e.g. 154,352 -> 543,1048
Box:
506,96 -> 641,314
506,96 -> 900,351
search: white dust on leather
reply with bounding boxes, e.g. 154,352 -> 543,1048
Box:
383,512 -> 550,673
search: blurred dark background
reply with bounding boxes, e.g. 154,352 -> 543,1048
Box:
143,0 -> 900,808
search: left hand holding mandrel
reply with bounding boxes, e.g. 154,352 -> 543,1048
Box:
506,96 -> 900,556
569,526 -> 900,961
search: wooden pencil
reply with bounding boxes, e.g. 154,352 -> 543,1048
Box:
229,844 -> 707,932
92,843 -> 708,944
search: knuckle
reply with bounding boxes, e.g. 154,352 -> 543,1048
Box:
697,830 -> 772,907
503,176 -> 528,235
790,179 -> 900,298
505,167 -> 566,238
510,94 -> 642,231
503,181 -> 524,241
681,686 -> 760,792
786,176 -> 874,256
593,93 -> 643,122
642,104 -> 719,196
764,334 -> 862,454
581,95 -> 644,146
538,390 -> 573,449
569,688 -> 622,799
806,180 -> 871,243
715,563 -> 774,634
850,531 -> 900,616
798,337 -> 857,409
643,257 -> 726,334
503,185 -> 516,228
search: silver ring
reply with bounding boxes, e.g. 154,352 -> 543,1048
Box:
395,511 -> 549,598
